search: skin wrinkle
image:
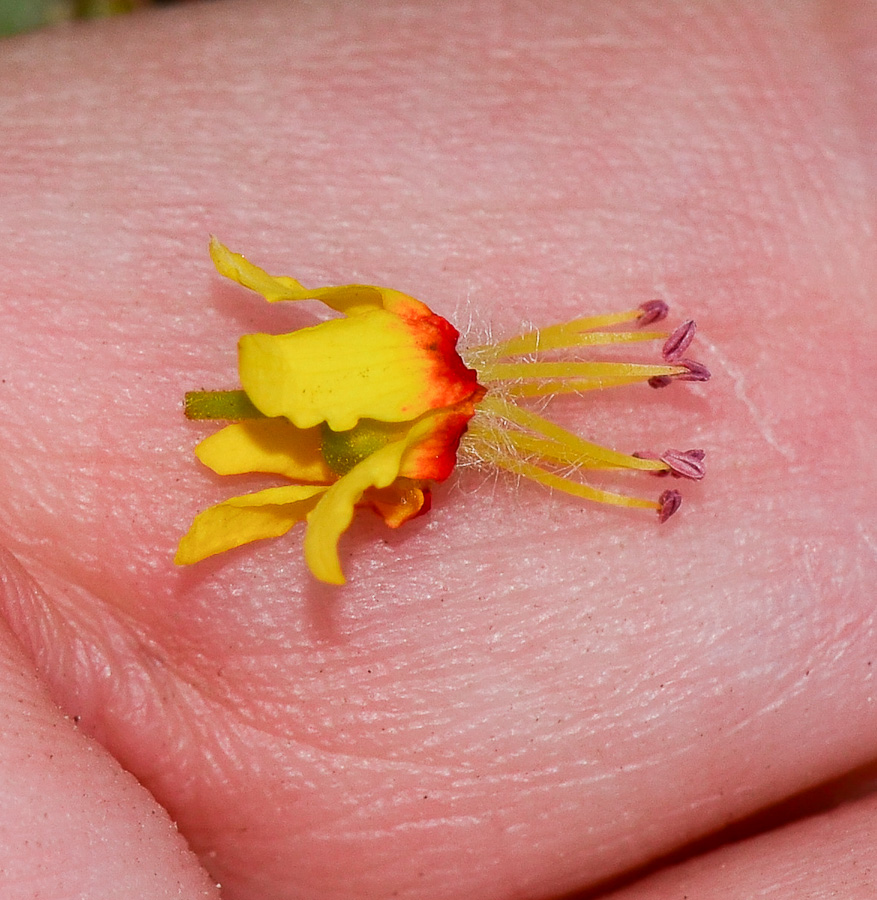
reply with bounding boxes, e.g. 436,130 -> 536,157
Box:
603,790 -> 877,899
0,553 -> 239,805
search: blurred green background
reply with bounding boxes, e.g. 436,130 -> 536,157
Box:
0,0 -> 174,36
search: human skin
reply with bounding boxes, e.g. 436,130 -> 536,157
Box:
604,789 -> 877,898
1,0 -> 876,898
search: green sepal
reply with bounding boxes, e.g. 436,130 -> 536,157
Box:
184,390 -> 267,420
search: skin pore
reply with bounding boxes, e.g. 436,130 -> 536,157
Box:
1,1 -> 876,898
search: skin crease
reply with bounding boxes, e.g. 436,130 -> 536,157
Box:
0,555 -> 217,898
605,791 -> 877,898
0,0 -> 876,897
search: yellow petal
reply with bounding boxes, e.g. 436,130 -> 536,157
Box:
303,416 -> 437,584
240,309 -> 463,431
209,237 -> 311,303
210,237 -> 425,317
194,419 -> 333,482
175,485 -> 327,565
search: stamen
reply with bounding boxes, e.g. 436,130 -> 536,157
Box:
658,489 -> 682,522
660,448 -> 706,480
478,444 -> 662,512
467,309 -> 652,361
476,395 -> 669,473
477,360 -> 686,383
675,359 -> 711,382
469,421 -> 667,473
466,302 -> 709,526
662,320 -> 696,361
649,358 -> 711,388
506,376 -> 664,397
637,299 -> 669,326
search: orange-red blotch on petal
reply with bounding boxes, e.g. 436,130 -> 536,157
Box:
398,395 -> 486,482
392,303 -> 484,417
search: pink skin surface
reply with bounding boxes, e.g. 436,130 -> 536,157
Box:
1,1 -> 876,898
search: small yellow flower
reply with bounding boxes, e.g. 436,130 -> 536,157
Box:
176,240 -> 709,584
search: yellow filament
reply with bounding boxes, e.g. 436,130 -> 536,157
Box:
504,377 -> 655,397
477,361 -> 685,383
466,421 -> 660,472
475,443 -> 661,510
475,395 -> 669,473
468,309 -> 656,361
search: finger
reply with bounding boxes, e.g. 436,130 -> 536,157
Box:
0,548 -> 218,899
1,2 -> 876,900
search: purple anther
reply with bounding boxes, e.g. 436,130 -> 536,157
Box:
662,320 -> 696,361
637,299 -> 669,326
675,359 -> 711,382
648,375 -> 674,389
658,489 -> 682,522
660,448 -> 706,481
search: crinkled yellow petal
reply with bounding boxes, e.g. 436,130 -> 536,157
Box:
175,485 -> 327,565
210,237 -> 426,317
303,416 -> 437,585
367,481 -> 431,528
209,237 -> 310,303
240,310 -> 467,431
194,419 -> 333,482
